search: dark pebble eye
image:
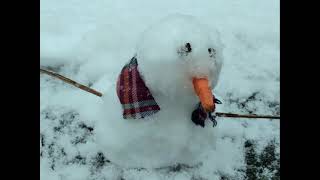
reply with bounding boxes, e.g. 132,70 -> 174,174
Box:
208,48 -> 216,58
177,42 -> 192,56
185,43 -> 192,52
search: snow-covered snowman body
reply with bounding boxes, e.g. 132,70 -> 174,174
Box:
95,14 -> 224,168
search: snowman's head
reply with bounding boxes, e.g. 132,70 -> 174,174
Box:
136,14 -> 224,109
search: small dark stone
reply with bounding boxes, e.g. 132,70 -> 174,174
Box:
185,43 -> 192,52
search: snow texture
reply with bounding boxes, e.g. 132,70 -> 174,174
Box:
41,0 -> 279,179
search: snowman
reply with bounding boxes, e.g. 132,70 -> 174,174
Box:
95,14 -> 224,168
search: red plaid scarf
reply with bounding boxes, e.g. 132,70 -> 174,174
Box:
116,56 -> 161,119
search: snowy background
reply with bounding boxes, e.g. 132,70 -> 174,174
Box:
40,0 -> 279,179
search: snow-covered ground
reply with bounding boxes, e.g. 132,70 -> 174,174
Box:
40,0 -> 279,179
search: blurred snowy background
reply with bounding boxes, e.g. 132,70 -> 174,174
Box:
40,0 -> 279,179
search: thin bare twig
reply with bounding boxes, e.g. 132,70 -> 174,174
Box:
40,68 -> 102,97
215,112 -> 280,119
40,68 -> 280,120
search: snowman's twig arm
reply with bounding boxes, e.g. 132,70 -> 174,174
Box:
40,68 -> 103,97
215,112 -> 280,119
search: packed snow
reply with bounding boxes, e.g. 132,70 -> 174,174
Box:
40,0 -> 279,179
92,14 -> 224,168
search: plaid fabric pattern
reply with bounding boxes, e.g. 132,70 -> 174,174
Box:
116,56 -> 161,119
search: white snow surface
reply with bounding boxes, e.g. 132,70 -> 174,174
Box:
40,0 -> 279,179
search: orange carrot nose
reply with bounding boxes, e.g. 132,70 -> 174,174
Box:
192,77 -> 214,112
